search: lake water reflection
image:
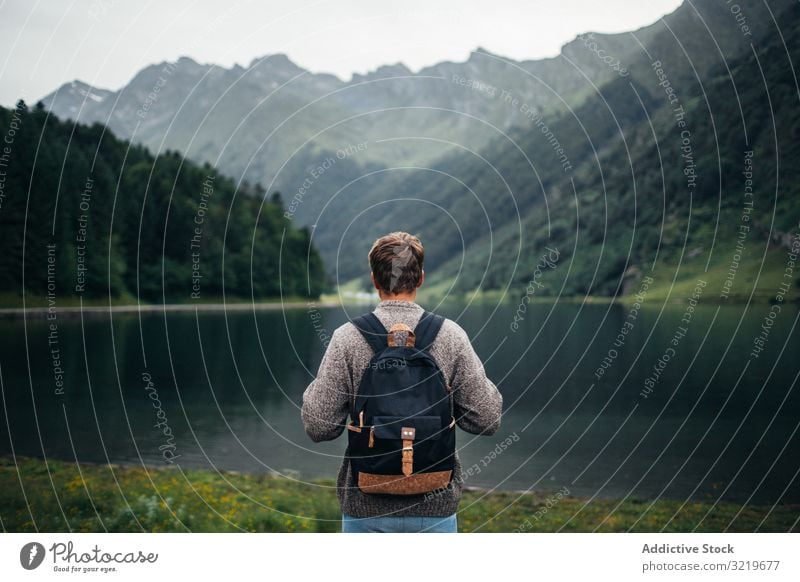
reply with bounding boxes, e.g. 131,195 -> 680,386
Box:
1,299 -> 798,505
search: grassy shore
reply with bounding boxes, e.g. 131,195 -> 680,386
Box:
1,457 -> 796,533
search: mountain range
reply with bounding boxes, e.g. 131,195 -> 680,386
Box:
39,0 -> 800,299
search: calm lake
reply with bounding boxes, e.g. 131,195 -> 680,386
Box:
2,300 -> 799,505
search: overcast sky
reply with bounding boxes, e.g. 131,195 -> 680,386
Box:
0,0 -> 682,107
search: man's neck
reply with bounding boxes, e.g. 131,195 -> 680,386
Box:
378,293 -> 417,302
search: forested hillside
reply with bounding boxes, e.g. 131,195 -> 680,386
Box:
427,0 -> 800,298
0,103 -> 327,305
309,0 -> 799,298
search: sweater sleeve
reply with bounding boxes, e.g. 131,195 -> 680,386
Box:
301,326 -> 353,442
448,325 -> 503,435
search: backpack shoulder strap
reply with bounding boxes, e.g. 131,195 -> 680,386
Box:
351,312 -> 387,354
414,310 -> 445,352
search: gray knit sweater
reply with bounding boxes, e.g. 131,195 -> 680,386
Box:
301,299 -> 503,517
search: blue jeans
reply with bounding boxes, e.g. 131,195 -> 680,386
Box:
342,513 -> 457,533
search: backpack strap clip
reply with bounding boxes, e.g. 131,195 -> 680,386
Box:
400,426 -> 416,476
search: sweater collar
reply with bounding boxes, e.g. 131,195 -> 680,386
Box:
375,299 -> 423,310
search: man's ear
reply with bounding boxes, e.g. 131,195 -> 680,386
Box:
417,270 -> 425,288
370,271 -> 380,291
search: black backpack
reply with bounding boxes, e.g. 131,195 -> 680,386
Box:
346,310 -> 456,495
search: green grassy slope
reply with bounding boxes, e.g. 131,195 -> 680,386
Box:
425,2 -> 800,301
